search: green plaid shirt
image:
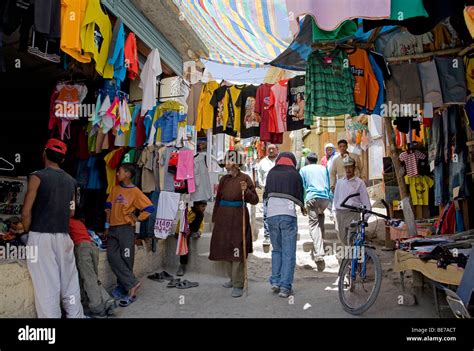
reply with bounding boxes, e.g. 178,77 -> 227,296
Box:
304,49 -> 356,125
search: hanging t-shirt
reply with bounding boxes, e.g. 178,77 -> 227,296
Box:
268,80 -> 289,133
196,80 -> 219,131
124,32 -> 139,80
236,85 -> 259,138
375,30 -> 433,58
210,86 -> 237,136
186,82 -> 203,126
228,85 -> 246,133
80,0 -> 114,78
155,111 -> 187,143
148,101 -> 185,145
399,150 -> 426,177
254,83 -> 283,144
140,48 -> 162,113
60,0 -> 90,63
287,75 -> 306,131
107,19 -> 126,84
405,175 -> 434,206
347,48 -> 379,112
104,148 -> 120,194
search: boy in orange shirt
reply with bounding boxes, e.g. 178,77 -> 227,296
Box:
104,163 -> 154,307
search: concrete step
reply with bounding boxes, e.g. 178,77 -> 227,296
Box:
162,232 -> 228,277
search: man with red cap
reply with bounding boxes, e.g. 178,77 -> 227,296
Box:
21,138 -> 84,318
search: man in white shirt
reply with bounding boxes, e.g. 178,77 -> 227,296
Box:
330,139 -> 364,192
258,144 -> 278,246
333,157 -> 371,261
257,144 -> 278,189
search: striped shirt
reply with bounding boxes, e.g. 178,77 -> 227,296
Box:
399,150 -> 426,177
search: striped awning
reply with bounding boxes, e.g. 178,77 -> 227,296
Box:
173,0 -> 291,67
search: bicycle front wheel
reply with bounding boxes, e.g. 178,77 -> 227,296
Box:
338,247 -> 382,315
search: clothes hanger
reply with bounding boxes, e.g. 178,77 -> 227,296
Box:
0,158 -> 15,171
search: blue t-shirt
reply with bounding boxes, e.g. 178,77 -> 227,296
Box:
299,164 -> 331,202
144,105 -> 158,140
107,20 -> 126,84
129,103 -> 141,147
155,110 -> 187,143
86,155 -> 103,190
368,53 -> 385,116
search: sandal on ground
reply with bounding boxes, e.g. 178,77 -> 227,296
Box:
160,271 -> 174,281
147,272 -> 164,282
167,278 -> 181,288
118,295 -> 137,307
175,280 -> 199,289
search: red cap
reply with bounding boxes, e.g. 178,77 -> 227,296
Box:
45,138 -> 67,155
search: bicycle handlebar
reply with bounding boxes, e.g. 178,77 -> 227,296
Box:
340,193 -> 390,220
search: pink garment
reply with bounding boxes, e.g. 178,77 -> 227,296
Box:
176,203 -> 190,256
286,0 -> 390,34
269,80 -> 288,133
176,149 -> 196,193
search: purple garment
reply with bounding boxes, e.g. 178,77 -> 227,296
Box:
286,0 -> 390,34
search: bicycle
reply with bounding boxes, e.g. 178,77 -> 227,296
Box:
337,193 -> 390,315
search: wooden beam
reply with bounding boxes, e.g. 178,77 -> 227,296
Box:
386,47 -> 464,63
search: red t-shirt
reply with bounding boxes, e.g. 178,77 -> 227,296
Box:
69,219 -> 92,245
254,83 -> 283,144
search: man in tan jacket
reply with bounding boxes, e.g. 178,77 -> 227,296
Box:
330,139 -> 364,192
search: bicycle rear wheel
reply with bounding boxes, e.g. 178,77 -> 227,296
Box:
338,247 -> 382,315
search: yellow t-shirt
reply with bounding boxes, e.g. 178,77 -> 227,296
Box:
405,175 -> 434,206
60,0 -> 90,63
80,0 -> 114,78
104,148 -> 121,194
464,57 -> 474,95
196,81 -> 219,131
228,85 -> 246,132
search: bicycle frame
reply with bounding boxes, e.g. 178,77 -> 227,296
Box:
350,215 -> 367,280
341,193 -> 390,281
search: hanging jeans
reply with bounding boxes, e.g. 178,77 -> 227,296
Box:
449,148 -> 470,200
433,162 -> 447,206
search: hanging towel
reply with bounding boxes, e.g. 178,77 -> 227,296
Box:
154,191 -> 180,239
176,149 -> 196,193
